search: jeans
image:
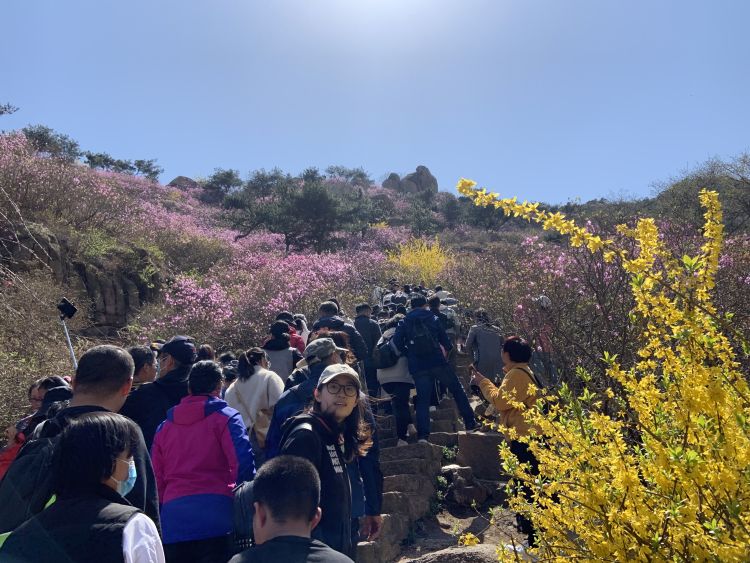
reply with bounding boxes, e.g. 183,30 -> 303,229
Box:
381,382 -> 414,440
413,364 -> 476,439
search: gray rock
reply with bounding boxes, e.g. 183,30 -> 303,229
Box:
382,173 -> 401,191
456,431 -> 507,480
441,464 -> 474,482
403,165 -> 438,194
167,176 -> 200,190
408,544 -> 500,562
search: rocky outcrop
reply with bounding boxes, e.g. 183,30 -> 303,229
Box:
1,222 -> 162,336
1,222 -> 68,282
383,166 -> 438,195
167,175 -> 200,191
72,257 -> 160,336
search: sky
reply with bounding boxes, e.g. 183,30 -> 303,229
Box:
2,0 -> 749,203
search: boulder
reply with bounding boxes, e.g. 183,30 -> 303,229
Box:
456,431 -> 507,480
477,479 -> 508,504
408,544 -> 500,562
450,476 -> 488,506
403,165 -> 438,194
167,175 -> 200,191
441,464 -> 474,482
382,172 -> 401,191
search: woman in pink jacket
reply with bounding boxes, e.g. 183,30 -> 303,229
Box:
151,361 -> 255,563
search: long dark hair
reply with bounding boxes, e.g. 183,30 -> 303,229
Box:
311,391 -> 373,464
237,347 -> 266,381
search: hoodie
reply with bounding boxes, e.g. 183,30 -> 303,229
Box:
311,316 -> 368,362
151,395 -> 255,544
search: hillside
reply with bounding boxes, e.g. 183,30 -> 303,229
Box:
1,131 -> 749,431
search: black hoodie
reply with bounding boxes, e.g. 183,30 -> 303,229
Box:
120,363 -> 191,450
279,413 -> 353,559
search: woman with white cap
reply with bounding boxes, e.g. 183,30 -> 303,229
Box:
278,363 -> 372,559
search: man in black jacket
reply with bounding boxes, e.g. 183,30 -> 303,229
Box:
0,345 -> 161,532
229,456 -> 353,562
120,335 -> 196,450
311,301 -> 368,363
353,303 -> 382,398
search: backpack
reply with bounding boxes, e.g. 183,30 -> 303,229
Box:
372,336 -> 399,369
0,434 -> 59,533
407,318 -> 441,358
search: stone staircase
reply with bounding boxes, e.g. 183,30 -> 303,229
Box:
357,399 -> 460,563
357,380 -> 511,561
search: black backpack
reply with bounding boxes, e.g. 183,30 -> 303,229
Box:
372,336 -> 399,369
407,318 -> 441,358
0,434 -> 59,533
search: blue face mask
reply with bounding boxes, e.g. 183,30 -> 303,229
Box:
111,459 -> 137,497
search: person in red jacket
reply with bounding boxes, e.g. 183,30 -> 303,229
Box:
151,360 -> 255,563
275,311 -> 306,354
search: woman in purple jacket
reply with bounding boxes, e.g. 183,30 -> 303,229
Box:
151,361 -> 255,563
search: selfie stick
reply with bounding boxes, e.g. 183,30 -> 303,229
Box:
59,315 -> 78,371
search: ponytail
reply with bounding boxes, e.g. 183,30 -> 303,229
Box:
237,347 -> 266,381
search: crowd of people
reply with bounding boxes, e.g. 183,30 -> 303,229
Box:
0,281 -> 553,561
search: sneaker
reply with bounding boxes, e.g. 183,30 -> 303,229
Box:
429,406 -> 437,412
418,438 -> 430,444
407,424 -> 417,436
396,439 -> 408,447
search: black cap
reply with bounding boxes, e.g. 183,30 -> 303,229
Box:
160,336 -> 196,365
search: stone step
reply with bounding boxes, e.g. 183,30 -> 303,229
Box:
381,457 -> 441,478
382,490 -> 430,521
375,414 -> 395,430
380,441 -> 442,463
377,425 -> 397,439
430,419 -> 460,433
383,473 -> 436,497
456,430 -> 507,480
356,513 -> 410,563
379,437 -> 398,449
428,432 -> 458,448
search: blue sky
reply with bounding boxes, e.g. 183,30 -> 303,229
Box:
2,0 -> 749,203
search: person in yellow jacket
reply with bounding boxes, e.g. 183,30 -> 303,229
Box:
469,335 -> 539,548
470,336 -> 539,438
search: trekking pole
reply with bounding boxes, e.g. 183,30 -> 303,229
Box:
57,298 -> 78,371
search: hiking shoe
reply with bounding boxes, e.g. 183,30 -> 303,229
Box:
396,439 -> 409,447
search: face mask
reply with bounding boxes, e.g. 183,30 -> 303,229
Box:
111,459 -> 137,497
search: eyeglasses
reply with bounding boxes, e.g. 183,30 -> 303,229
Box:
325,381 -> 358,397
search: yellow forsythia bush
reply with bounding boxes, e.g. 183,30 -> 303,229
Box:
458,178 -> 750,561
387,238 -> 450,287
